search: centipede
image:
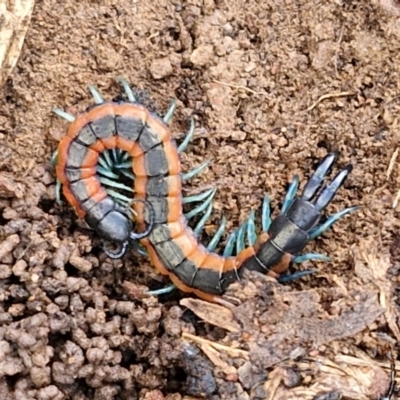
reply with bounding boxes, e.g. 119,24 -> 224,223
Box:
52,78 -> 359,302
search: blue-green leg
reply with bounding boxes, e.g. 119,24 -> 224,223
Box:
178,118 -> 195,154
163,99 -> 177,124
235,221 -> 248,254
52,108 -> 76,122
309,206 -> 360,240
262,196 -> 272,232
88,85 -> 104,104
207,217 -> 227,252
185,188 -> 216,220
182,160 -> 211,182
147,284 -> 177,296
278,270 -> 317,283
292,253 -> 331,263
117,77 -> 137,102
281,175 -> 299,214
246,210 -> 257,246
183,188 -> 215,205
193,203 -> 214,236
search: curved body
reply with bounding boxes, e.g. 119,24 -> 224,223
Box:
56,86 -> 356,302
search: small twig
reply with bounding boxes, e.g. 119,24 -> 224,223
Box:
393,188 -> 400,209
304,91 -> 354,112
334,26 -> 345,79
387,148 -> 399,180
182,332 -> 249,358
212,79 -> 263,96
387,147 -> 400,208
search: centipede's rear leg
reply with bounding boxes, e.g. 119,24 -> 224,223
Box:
263,152 -> 359,282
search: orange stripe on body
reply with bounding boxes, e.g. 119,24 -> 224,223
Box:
117,137 -> 138,156
66,104 -> 114,139
169,230 -> 199,259
62,186 -> 85,218
166,219 -> 186,238
100,136 -> 118,149
88,188 -> 108,206
132,113 -> 182,230
270,253 -> 292,274
165,195 -> 183,222
254,232 -> 270,251
142,238 -> 219,302
141,239 -> 170,276
80,176 -> 103,199
162,140 -> 181,175
146,115 -> 173,144
80,147 -> 99,168
168,273 -> 218,302
114,103 -> 149,121
236,247 -> 256,265
77,167 -> 97,180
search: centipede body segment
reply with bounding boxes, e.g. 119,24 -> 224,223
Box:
53,79 -> 359,302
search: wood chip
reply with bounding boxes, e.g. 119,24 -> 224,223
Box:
182,332 -> 249,359
0,0 -> 35,86
180,298 -> 241,333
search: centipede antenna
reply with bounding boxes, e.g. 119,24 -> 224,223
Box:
52,107 -> 76,122
223,230 -> 238,257
103,240 -> 128,259
97,166 -> 120,180
185,188 -> 216,220
207,216 -> 227,251
301,152 -> 337,202
236,221 -> 248,253
262,196 -> 272,232
55,179 -> 63,205
314,165 -> 353,211
193,202 -> 214,235
183,188 -> 215,204
88,85 -> 104,104
309,205 -> 360,240
281,175 -> 299,214
163,99 -> 177,124
178,117 -> 195,154
182,159 -> 211,182
292,253 -> 331,264
117,77 -> 137,103
247,210 -> 257,246
128,198 -> 155,240
147,284 -> 177,296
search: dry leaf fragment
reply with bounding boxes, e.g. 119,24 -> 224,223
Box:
180,298 -> 241,333
0,0 -> 35,87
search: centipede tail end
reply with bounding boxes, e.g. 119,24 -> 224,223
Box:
242,153 -> 359,280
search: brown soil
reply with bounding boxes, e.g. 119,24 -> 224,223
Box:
1,0 -> 400,399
